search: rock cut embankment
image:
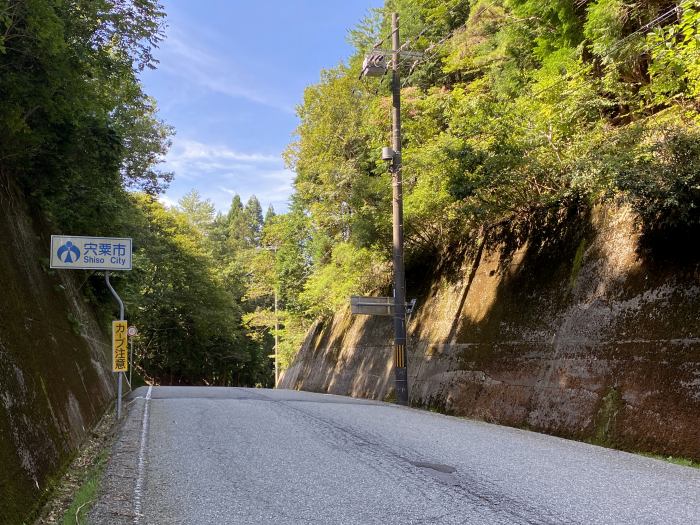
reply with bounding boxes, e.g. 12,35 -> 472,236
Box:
280,204 -> 700,460
0,177 -> 115,524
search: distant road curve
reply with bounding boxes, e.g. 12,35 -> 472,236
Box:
90,387 -> 700,524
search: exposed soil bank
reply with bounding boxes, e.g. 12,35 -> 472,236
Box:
0,178 -> 114,524
280,204 -> 700,460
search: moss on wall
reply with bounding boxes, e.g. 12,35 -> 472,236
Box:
593,388 -> 622,447
0,179 -> 114,525
280,203 -> 700,460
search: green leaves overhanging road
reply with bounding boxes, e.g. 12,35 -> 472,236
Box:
272,0 -> 700,368
4,0 -> 700,387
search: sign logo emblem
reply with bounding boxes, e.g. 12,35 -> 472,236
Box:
57,241 -> 81,263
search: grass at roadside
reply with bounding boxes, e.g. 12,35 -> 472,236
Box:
639,453 -> 700,469
35,408 -> 116,524
60,449 -> 109,525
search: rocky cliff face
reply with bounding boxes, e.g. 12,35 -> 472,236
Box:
280,204 -> 700,460
0,178 -> 115,524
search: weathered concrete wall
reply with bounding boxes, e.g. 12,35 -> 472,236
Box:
280,204 -> 700,460
0,178 -> 115,524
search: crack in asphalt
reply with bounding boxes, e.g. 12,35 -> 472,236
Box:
91,388 -> 700,525
257,393 -> 574,525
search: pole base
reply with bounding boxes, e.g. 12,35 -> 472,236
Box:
394,366 -> 408,406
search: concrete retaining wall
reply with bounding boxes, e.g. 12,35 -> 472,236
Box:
280,204 -> 700,460
0,178 -> 115,524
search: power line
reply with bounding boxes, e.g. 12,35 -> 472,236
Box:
512,0 -> 692,137
358,2 -> 697,197
365,0 -> 693,121
396,1 -> 498,72
359,1 -> 491,85
370,29 -> 393,52
396,0 -> 689,91
392,0 -> 472,64
392,12 -> 696,192
450,2 -> 691,134
530,1 -> 689,100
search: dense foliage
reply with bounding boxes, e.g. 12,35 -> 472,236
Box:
0,1 -> 272,386
254,0 -> 700,371
4,0 -> 700,382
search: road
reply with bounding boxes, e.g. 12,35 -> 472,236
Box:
90,387 -> 700,524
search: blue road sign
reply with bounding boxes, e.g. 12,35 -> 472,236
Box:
50,235 -> 132,270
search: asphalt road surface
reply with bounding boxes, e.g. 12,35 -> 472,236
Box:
90,387 -> 700,524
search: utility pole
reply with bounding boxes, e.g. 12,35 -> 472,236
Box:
391,12 -> 408,406
359,12 -> 410,405
258,245 -> 280,387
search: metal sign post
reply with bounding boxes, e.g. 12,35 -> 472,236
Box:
106,271 -> 127,419
50,235 -> 132,418
128,325 -> 138,387
351,296 -> 395,316
350,296 -> 417,398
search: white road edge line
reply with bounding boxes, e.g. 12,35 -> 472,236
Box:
133,385 -> 152,524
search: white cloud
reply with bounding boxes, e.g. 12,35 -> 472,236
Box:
160,32 -> 295,114
164,138 -> 283,181
160,138 -> 294,214
157,194 -> 178,208
171,139 -> 280,164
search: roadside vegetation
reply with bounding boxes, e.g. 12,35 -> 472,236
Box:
58,451 -> 108,525
33,410 -> 115,525
261,0 -> 700,373
640,453 -> 700,469
0,0 -> 272,386
2,0 -> 699,385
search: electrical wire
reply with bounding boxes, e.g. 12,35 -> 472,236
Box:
370,28 -> 393,52
513,0 -> 693,139
395,1 -> 498,73
395,0 -> 689,91
424,1 -> 691,129
367,0 -> 697,190
362,1 -> 696,178
529,1 -> 690,100
395,2 -> 501,88
374,70 -> 389,96
360,1 -> 489,84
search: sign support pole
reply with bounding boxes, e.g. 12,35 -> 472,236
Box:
129,336 -> 133,388
105,270 -> 125,418
274,285 -> 279,387
50,235 -> 132,418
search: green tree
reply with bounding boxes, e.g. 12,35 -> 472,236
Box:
124,195 -> 270,386
0,0 -> 172,235
273,0 -> 700,375
178,189 -> 216,235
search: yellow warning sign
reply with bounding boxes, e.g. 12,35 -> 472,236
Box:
112,320 -> 128,372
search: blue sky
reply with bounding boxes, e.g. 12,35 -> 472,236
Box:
140,0 -> 382,214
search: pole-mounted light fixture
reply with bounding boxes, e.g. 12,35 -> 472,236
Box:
381,146 -> 395,162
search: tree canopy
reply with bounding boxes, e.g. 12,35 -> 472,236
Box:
255,0 -> 700,372
5,0 -> 700,384
0,1 -> 273,386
